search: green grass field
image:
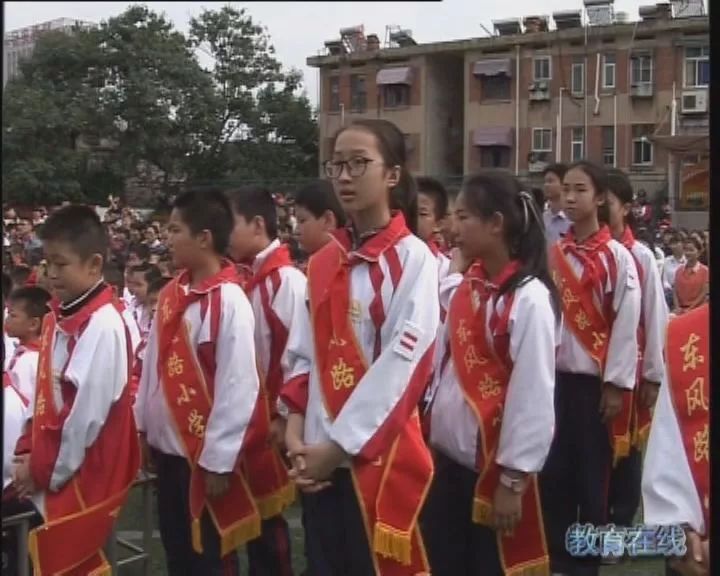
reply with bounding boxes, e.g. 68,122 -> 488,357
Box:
115,485 -> 667,576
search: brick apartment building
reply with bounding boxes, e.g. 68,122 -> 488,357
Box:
307,2 -> 709,222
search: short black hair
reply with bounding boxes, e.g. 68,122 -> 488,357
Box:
148,275 -> 171,296
129,263 -> 162,286
9,265 -> 32,288
530,187 -> 545,208
542,163 -> 568,180
8,286 -> 51,319
39,204 -> 108,261
416,177 -> 449,221
294,180 -> 347,228
225,186 -> 278,240
128,243 -> 150,262
103,261 -> 124,289
173,189 -> 234,255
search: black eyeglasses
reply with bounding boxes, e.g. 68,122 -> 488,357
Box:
323,157 -> 375,179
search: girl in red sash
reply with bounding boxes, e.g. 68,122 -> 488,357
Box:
605,169 -> 669,532
540,162 -> 641,576
423,171 -> 560,576
642,303 -> 709,576
284,119 -> 438,576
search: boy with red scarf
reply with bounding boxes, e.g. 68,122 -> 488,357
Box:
135,190 -> 269,574
226,185 -> 310,576
11,205 -> 140,575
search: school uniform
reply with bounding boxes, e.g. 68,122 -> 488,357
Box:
3,372 -> 30,491
642,304 -> 709,536
541,226 -> 641,576
20,281 -> 140,576
242,239 -> 309,576
3,307 -> 18,371
291,213 -> 439,576
135,263 -> 270,575
608,228 -> 669,527
120,302 -> 142,355
423,263 -> 558,576
5,340 -> 40,406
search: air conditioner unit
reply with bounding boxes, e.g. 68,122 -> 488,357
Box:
681,90 -> 708,114
631,83 -> 654,98
537,81 -> 549,91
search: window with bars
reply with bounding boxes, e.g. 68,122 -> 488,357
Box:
632,125 -> 654,166
383,85 -> 410,108
350,74 -> 367,112
602,126 -> 615,166
571,62 -> 584,95
329,76 -> 340,112
533,56 -> 551,82
571,127 -> 584,162
532,128 -> 552,152
684,46 -> 709,87
631,54 -> 653,85
603,54 -> 616,89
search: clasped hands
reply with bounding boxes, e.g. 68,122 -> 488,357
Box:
285,415 -> 345,493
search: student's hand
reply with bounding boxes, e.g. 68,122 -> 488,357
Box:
449,247 -> 469,275
492,481 -> 524,537
669,530 -> 709,576
12,455 -> 35,499
285,413 -> 305,459
204,471 -> 231,499
599,382 -> 624,423
297,441 -> 346,483
139,434 -> 155,474
639,380 -> 660,410
269,417 -> 287,452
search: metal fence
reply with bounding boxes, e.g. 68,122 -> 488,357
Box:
1,473 -> 156,576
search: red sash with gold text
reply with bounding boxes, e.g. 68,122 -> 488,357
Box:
550,230 -> 632,462
448,263 -> 549,576
666,304 -> 710,534
307,214 -> 433,575
156,266 -> 262,556
29,287 -> 139,576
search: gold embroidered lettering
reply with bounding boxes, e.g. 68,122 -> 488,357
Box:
456,319 -> 472,346
693,424 -> 709,463
478,373 -> 502,400
685,377 -> 708,416
35,392 -> 46,416
680,333 -> 704,372
592,331 -> 607,351
177,384 -> 197,406
562,288 -> 579,309
330,358 -> 355,390
574,309 -> 591,331
463,345 -> 487,372
167,353 -> 184,378
188,409 -> 206,438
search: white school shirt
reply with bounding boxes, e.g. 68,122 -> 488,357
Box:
629,241 -> 668,384
134,281 -> 260,474
3,383 -> 29,489
34,302 -> 130,505
302,235 -> 440,459
3,307 -> 18,371
6,344 -> 39,406
429,274 -> 559,473
247,240 -> 311,414
555,239 -> 641,390
121,306 -> 141,355
122,287 -> 135,310
642,364 -> 706,535
661,255 -> 686,292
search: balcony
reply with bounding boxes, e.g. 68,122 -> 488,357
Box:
528,82 -> 550,102
630,83 -> 654,98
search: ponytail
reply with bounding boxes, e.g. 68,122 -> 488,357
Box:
391,168 -> 418,235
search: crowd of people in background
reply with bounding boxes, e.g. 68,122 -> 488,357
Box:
1,119 -> 711,576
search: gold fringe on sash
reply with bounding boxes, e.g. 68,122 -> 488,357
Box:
192,518 -> 204,554
373,522 -> 413,566
256,482 -> 296,520
219,515 -> 262,558
505,559 -> 551,576
612,434 -> 631,467
472,497 -> 493,525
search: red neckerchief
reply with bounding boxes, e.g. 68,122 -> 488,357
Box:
619,226 -> 635,252
427,240 -> 440,258
561,225 -> 613,291
51,285 -> 116,335
246,244 -> 293,294
331,212 -> 408,261
160,261 -> 238,356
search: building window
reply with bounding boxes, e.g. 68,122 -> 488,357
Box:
329,76 -> 340,112
350,74 -> 367,112
603,54 -> 616,89
480,147 -> 511,168
571,62 -> 584,95
602,126 -> 615,166
632,125 -> 654,166
631,54 -> 653,85
383,84 -> 410,108
571,128 -> 584,162
533,56 -> 551,82
684,46 -> 709,87
532,128 -> 552,152
481,75 -> 511,100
